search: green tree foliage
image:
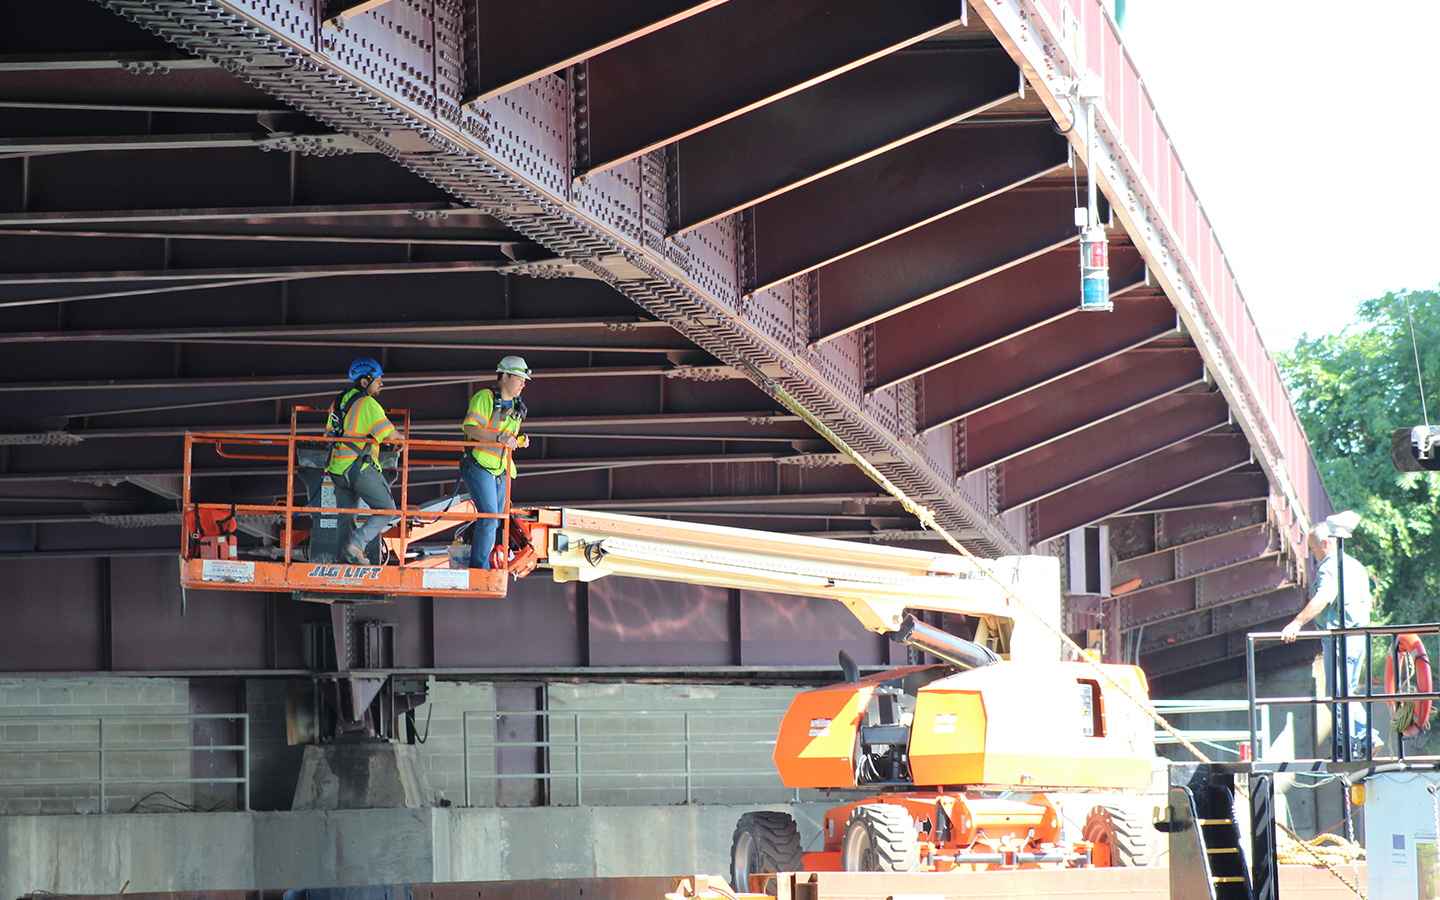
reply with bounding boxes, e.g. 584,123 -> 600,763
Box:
1279,289 -> 1440,628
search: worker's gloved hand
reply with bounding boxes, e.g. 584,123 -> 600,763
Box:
517,434 -> 531,449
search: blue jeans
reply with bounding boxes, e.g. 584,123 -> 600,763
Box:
461,457 -> 507,569
1323,634 -> 1381,750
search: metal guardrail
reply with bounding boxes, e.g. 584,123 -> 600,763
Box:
0,712 -> 250,813
460,702 -> 1246,807
1152,698 -> 1269,758
460,708 -> 818,808
1247,624 -> 1440,764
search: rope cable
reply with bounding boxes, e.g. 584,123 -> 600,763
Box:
1405,291 -> 1430,428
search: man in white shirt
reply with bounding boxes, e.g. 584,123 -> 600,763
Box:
1281,521 -> 1381,756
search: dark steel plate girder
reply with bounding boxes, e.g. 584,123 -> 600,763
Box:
748,122 -> 1066,294
813,186 -> 1083,341
0,205 -> 523,245
1123,555 -> 1296,645
998,391 -> 1231,510
0,367 -> 677,423
0,319 -> 688,353
1127,470 -> 1272,515
1140,599 -> 1308,683
1108,502 -> 1271,561
1030,433 -> 1253,543
960,347 -> 1207,473
920,295 -> 1178,432
471,0 -> 734,101
1109,524 -> 1279,599
0,60 -> 275,110
872,243 -> 1146,391
674,46 -> 1021,234
579,0 -> 962,172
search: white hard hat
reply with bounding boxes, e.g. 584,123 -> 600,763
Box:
496,355 -> 531,379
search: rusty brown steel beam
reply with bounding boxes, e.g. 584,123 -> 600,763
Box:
0,132 -> 340,156
1112,524 -> 1278,595
1108,502 -> 1272,561
0,203 -> 476,226
0,64 -> 273,113
0,205 -> 526,245
0,318 -> 688,353
1119,553 -> 1291,632
0,366 -> 678,421
998,392 -> 1232,510
674,45 -> 1020,234
919,297 -> 1178,432
1141,608 -> 1309,685
1128,576 -> 1301,653
812,186 -> 1081,341
578,0 -> 962,173
871,244 -> 1146,391
1127,470 -> 1272,515
0,260 -> 581,308
1155,503 -> 1273,550
961,348 -> 1207,473
0,451 -> 834,486
51,411 -> 812,442
0,53 -> 215,73
1030,433 -> 1254,543
472,0 -> 734,102
748,122 -> 1066,294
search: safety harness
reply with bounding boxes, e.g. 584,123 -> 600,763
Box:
327,386 -> 375,481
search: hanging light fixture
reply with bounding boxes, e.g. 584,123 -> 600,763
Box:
1076,77 -> 1112,312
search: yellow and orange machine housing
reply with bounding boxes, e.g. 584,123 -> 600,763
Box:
773,657 -> 1152,871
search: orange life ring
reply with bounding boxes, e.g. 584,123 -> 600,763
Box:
1384,633 -> 1433,738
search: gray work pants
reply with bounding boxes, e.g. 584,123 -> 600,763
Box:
335,464 -> 399,554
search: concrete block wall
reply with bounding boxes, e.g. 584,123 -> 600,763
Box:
0,678 -> 191,815
414,679 -> 496,806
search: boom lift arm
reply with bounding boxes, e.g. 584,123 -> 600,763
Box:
539,509 -> 1062,662
179,428 -> 1061,659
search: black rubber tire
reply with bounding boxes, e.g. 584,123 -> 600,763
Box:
1083,803 -> 1163,867
840,803 -> 921,872
730,811 -> 803,890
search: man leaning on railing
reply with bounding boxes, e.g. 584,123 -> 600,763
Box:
1280,516 -> 1383,757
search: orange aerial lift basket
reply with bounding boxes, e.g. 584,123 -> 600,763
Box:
178,406 -> 555,602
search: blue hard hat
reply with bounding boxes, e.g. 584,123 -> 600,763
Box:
348,357 -> 383,382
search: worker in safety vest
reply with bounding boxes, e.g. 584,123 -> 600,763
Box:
460,356 -> 530,568
328,357 -> 405,565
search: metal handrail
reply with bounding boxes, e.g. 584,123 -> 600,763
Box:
1246,624 -> 1440,764
182,406 -> 516,569
1152,698 -> 1267,754
0,712 -> 250,812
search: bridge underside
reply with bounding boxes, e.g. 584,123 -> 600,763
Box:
0,0 -> 1322,694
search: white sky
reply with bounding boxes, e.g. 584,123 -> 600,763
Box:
1118,2 -> 1440,352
